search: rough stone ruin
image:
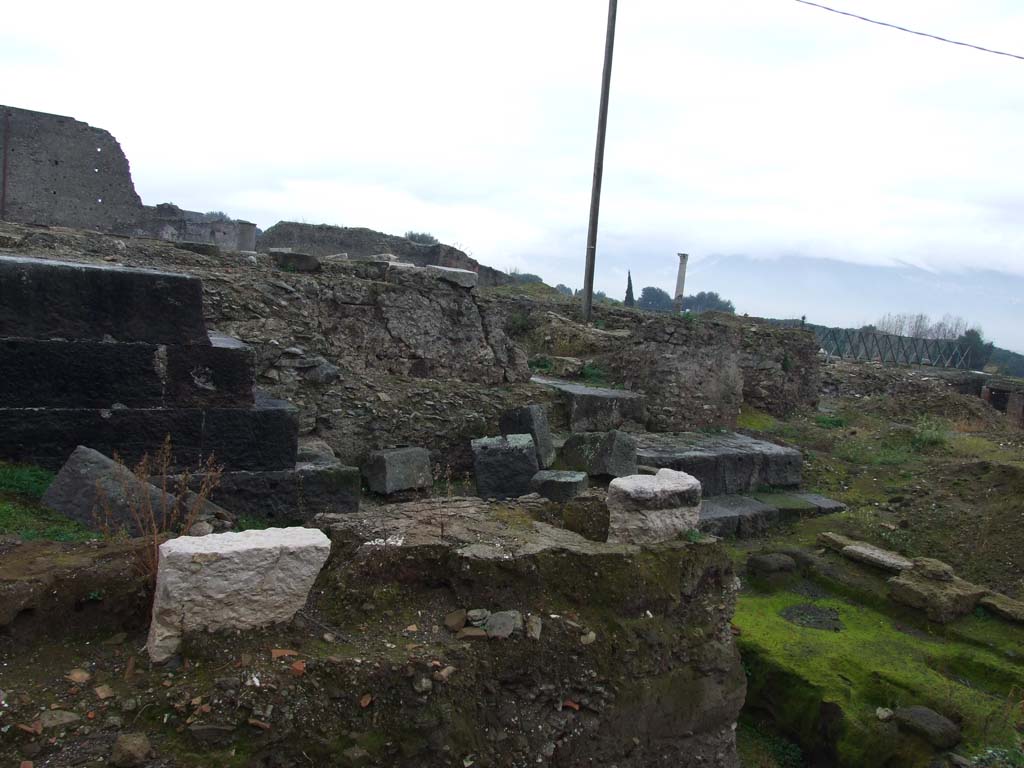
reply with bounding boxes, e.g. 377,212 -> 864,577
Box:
0,105 -> 256,251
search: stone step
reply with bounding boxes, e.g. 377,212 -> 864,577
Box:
699,491 -> 845,539
0,333 -> 254,408
0,254 -> 209,344
634,432 -> 801,497
531,375 -> 646,432
0,392 -> 297,471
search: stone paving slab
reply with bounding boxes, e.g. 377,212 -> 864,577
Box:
634,432 -> 801,497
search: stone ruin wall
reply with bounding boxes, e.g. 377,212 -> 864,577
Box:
0,106 -> 143,231
0,105 -> 254,250
258,221 -> 513,287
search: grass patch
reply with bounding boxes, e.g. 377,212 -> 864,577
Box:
814,414 -> 847,430
737,719 -> 804,768
0,498 -> 94,541
528,355 -> 553,374
0,462 -> 54,499
236,514 -> 272,531
910,416 -> 949,452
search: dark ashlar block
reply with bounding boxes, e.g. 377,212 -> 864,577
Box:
0,254 -> 209,344
0,393 -> 297,471
0,334 -> 254,408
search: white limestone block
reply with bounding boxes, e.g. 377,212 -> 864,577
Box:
425,264 -> 479,288
606,468 -> 702,545
146,527 -> 331,662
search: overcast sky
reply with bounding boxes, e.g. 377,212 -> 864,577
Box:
3,1 -> 1023,351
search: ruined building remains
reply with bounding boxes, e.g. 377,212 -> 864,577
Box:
0,105 -> 255,251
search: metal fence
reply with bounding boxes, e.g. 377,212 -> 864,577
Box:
813,326 -> 971,369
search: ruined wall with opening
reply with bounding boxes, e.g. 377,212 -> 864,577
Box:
0,105 -> 144,230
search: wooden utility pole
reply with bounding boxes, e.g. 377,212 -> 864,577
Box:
581,0 -> 618,324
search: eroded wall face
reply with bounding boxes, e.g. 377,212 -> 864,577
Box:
1,106 -> 144,230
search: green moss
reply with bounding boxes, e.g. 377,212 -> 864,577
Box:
815,414 -> 847,429
739,406 -> 778,432
736,590 -> 1024,766
737,718 -> 805,767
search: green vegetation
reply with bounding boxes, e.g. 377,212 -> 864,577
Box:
738,406 -> 778,432
814,414 -> 847,429
0,462 -> 54,498
528,356 -> 553,374
404,231 -> 439,245
737,720 -> 804,768
581,362 -> 609,386
0,498 -> 93,541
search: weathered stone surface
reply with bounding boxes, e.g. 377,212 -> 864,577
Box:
751,492 -> 817,522
0,254 -> 209,344
529,470 -> 588,503
500,405 -> 555,468
270,250 -> 321,273
562,487 -> 611,542
0,393 -> 299,471
841,544 -> 914,573
893,706 -> 961,749
110,732 -> 152,767
888,572 -> 987,623
147,527 -> 331,662
606,469 -> 702,545
561,430 -> 638,478
191,461 -> 361,523
817,531 -> 856,551
314,497 -> 745,767
699,496 -> 779,538
979,592 -> 1024,624
425,264 -> 478,288
532,376 -> 647,432
363,447 -> 432,495
792,492 -> 847,515
747,553 -> 798,577
911,557 -> 955,582
42,446 -> 230,534
0,334 -> 254,408
471,435 -> 539,499
484,610 -> 523,639
634,432 -> 801,496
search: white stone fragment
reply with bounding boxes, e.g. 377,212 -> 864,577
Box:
606,468 -> 702,545
841,544 -> 914,573
146,527 -> 331,662
425,264 -> 479,288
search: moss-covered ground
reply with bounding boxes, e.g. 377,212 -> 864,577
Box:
733,367 -> 1024,767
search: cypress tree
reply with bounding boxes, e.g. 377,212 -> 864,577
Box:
624,271 -> 635,307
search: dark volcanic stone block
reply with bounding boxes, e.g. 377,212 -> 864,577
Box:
363,447 -> 432,495
561,431 -> 638,478
635,432 -> 801,497
529,470 -> 588,503
0,334 -> 254,408
0,393 -> 297,471
0,255 -> 209,344
471,434 -> 539,499
698,495 -> 779,538
532,376 -> 647,432
500,405 -> 556,468
192,461 -> 360,523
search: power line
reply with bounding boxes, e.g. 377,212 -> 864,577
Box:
793,0 -> 1024,62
